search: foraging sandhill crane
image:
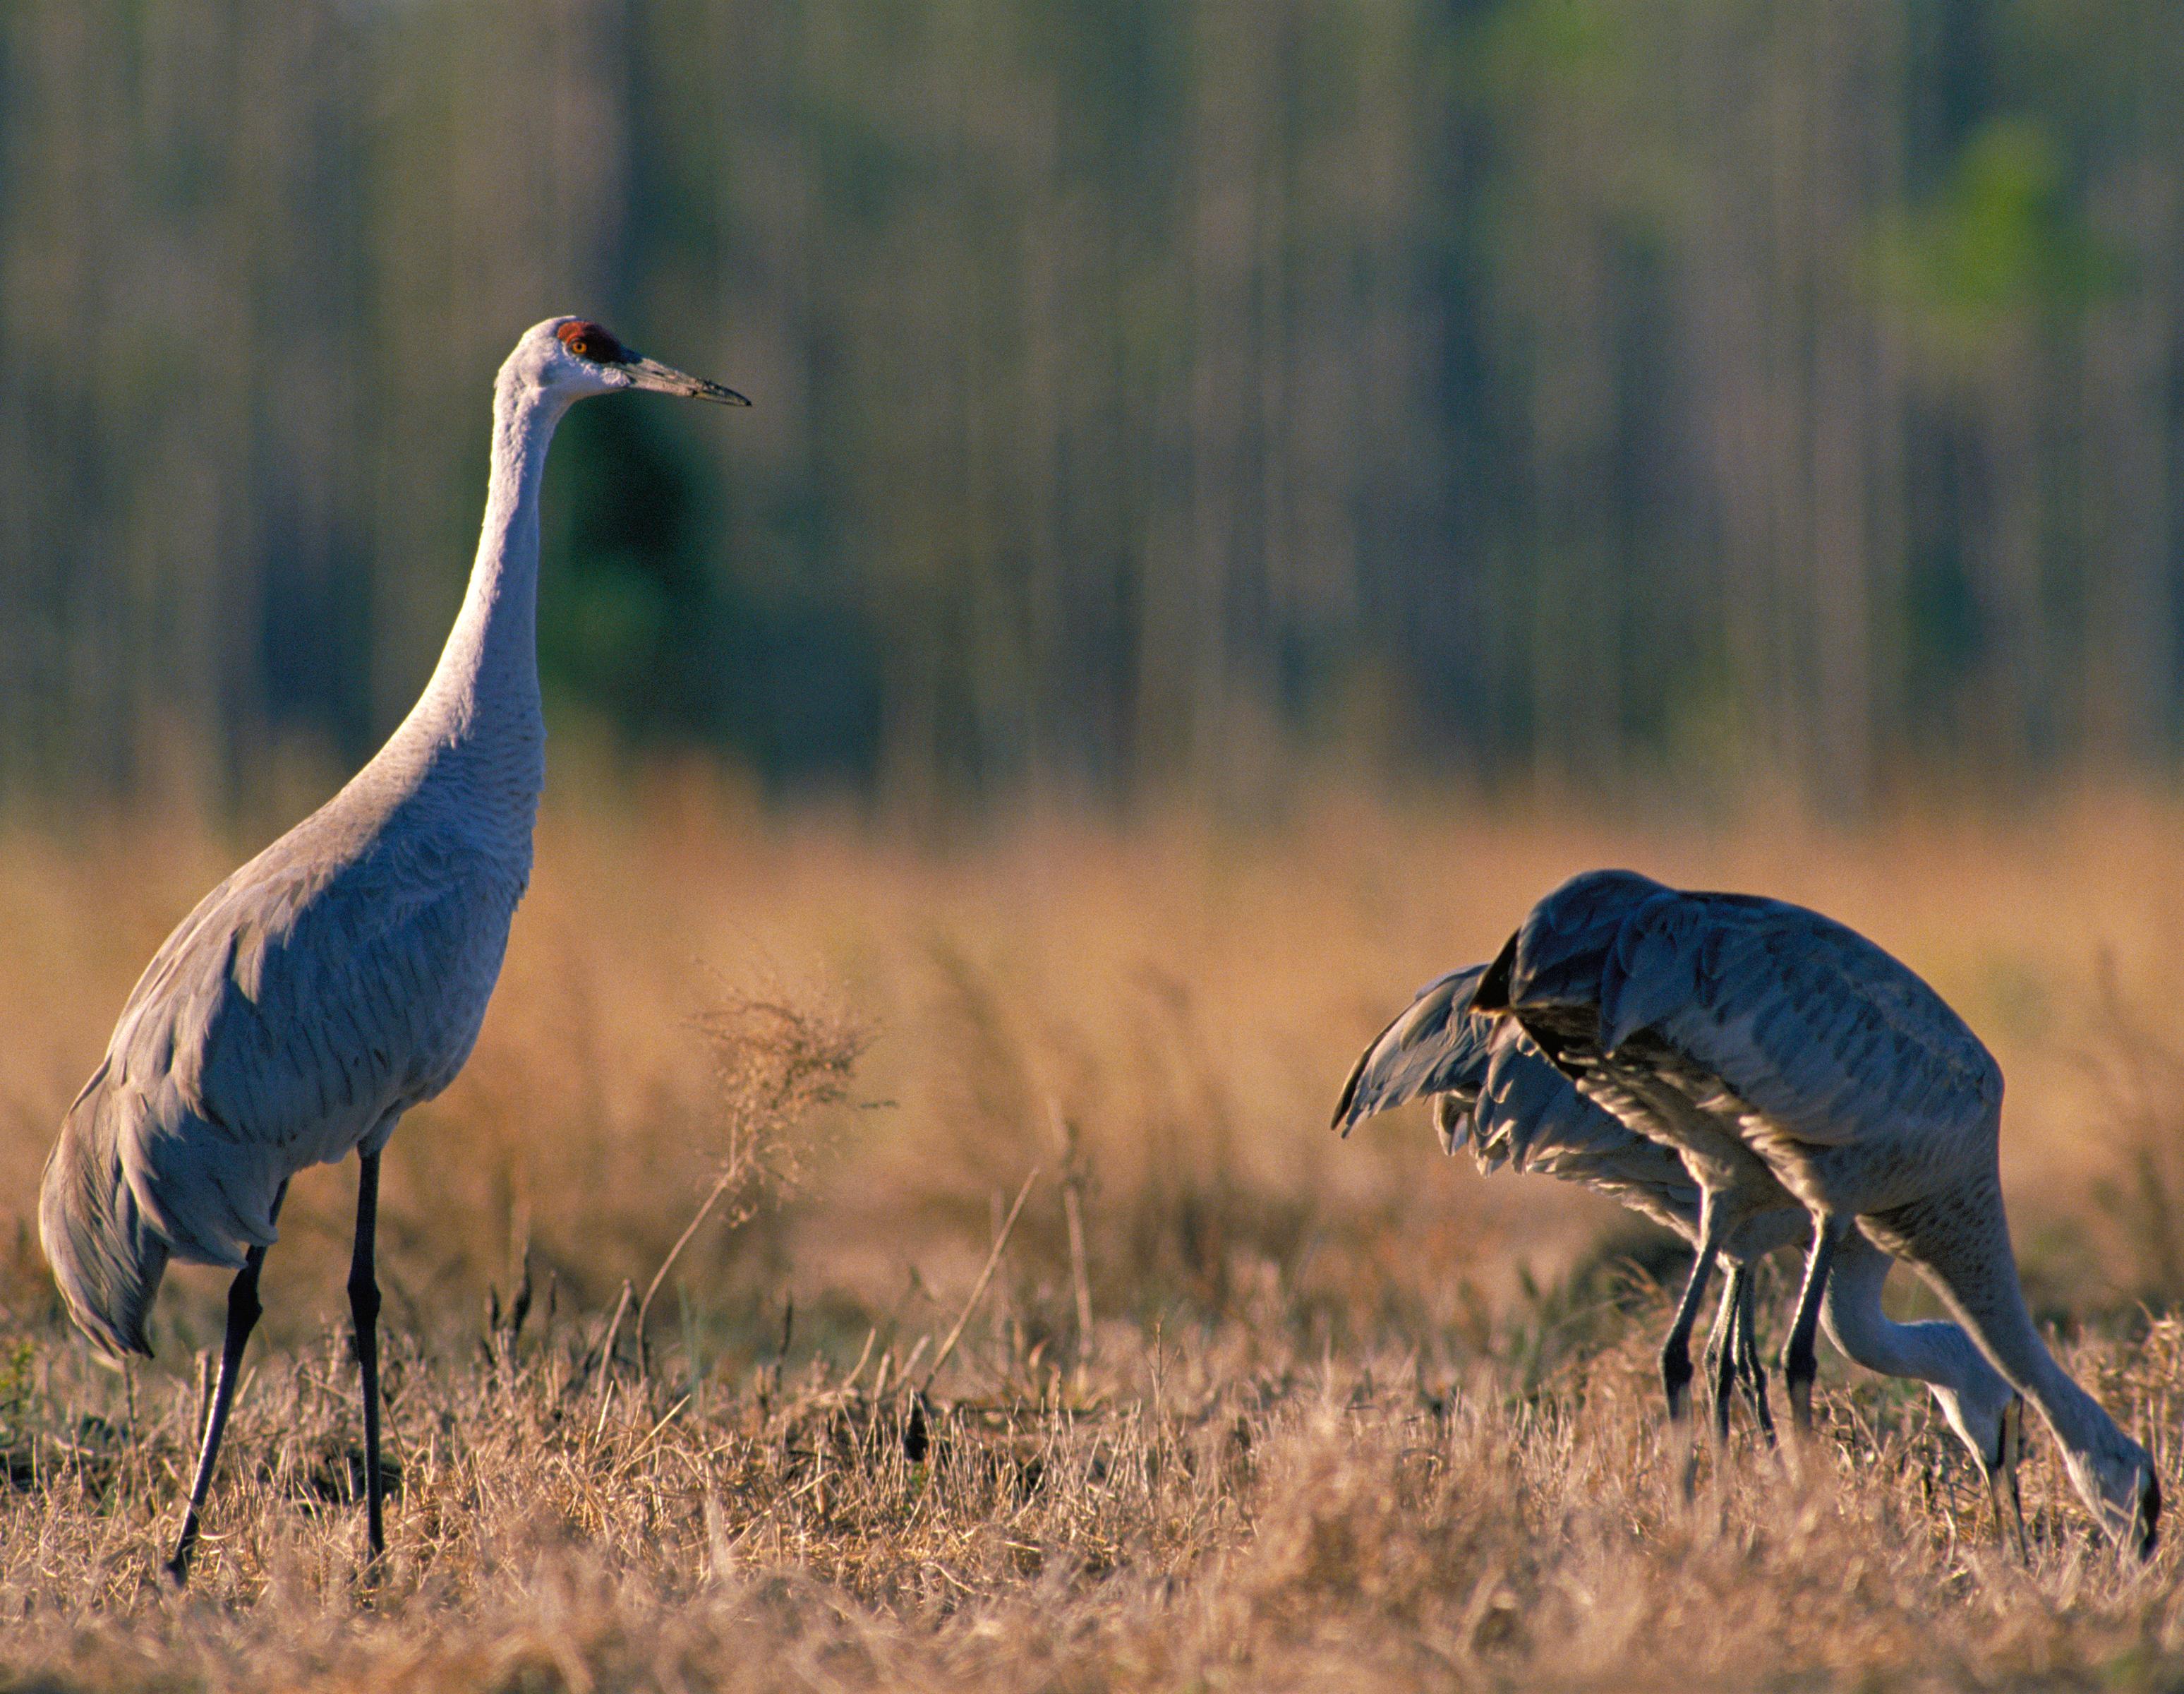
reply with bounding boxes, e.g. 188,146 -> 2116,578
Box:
1333,966 -> 2027,1542
39,318 -> 748,1583
1473,869 -> 2159,1554
1334,966 -> 1789,1427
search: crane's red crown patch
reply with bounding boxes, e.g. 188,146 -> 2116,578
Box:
557,320 -> 633,364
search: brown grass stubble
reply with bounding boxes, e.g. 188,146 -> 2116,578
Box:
5,779 -> 2184,1688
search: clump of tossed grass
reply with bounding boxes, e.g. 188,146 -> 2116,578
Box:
627,990 -> 874,1378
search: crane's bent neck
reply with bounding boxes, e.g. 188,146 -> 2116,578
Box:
385,368 -> 567,824
1942,1238 -> 2124,1458
1824,1234 -> 1967,1382
1898,1191 -> 2147,1532
1823,1233 -> 1999,1415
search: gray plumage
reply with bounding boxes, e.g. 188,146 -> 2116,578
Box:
1339,967 -> 1801,1431
1480,867 -> 2154,1554
39,317 -> 748,1582
41,768 -> 529,1357
1335,961 -> 2023,1498
1335,966 -> 1706,1232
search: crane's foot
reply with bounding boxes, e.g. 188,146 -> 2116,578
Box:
164,1522 -> 198,1588
1660,1345 -> 1695,1424
1740,1365 -> 1778,1447
1780,1324 -> 1820,1437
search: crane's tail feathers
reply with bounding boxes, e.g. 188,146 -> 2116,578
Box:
1471,931 -> 1519,1015
1330,1043 -> 1374,1134
40,1103 -> 169,1359
37,1072 -> 280,1361
1330,968 -> 1491,1139
1430,1094 -> 1473,1157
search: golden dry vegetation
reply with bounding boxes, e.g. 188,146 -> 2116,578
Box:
6,778 -> 2184,1690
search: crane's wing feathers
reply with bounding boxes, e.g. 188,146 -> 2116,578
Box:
92,828 -> 521,1268
1479,1022 -> 1613,1168
1624,896 -> 2001,1148
1507,870 -> 2002,1153
1476,1023 -> 1701,1237
1335,959 -> 1703,1243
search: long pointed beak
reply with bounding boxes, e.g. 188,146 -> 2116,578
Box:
1989,1452 -> 2028,1563
626,354 -> 750,406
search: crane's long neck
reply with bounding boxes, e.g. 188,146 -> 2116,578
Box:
1883,1184 -> 2149,1539
430,376 -> 563,742
1919,1215 -> 2125,1458
384,373 -> 564,829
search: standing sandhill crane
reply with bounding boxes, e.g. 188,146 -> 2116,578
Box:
39,318 -> 748,1583
1474,869 -> 2159,1555
1332,966 -> 2027,1542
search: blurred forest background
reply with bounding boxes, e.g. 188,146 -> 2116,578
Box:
3,0 -> 2183,818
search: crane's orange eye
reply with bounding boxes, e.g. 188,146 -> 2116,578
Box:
556,320 -> 629,364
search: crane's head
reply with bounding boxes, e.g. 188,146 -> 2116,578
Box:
2058,1424 -> 2161,1560
505,316 -> 751,408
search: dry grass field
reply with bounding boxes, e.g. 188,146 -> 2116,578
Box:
6,776 -> 2184,1690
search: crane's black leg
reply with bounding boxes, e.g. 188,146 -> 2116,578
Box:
1781,1217 -> 1847,1434
1660,1227 -> 1722,1422
166,1246 -> 268,1585
349,1149 -> 386,1565
1711,1265 -> 1744,1444
1734,1268 -> 1776,1443
1700,1272 -> 1733,1419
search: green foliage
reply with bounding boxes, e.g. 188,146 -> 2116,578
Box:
0,1337 -> 33,1435
1875,117 -> 2123,358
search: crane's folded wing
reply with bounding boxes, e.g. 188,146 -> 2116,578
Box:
95,834 -> 521,1268
1607,893 -> 2005,1151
